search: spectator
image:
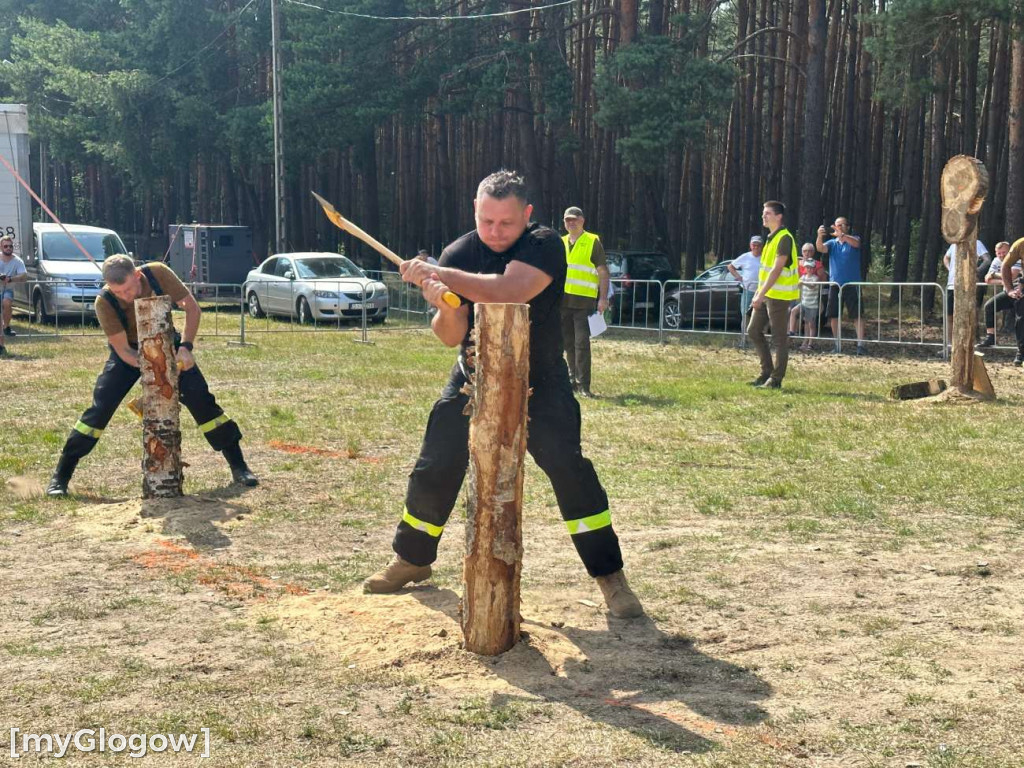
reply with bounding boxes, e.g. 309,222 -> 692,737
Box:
748,201 -> 799,389
415,249 -> 439,266
0,234 -> 28,352
942,237 -> 989,341
727,236 -> 763,323
978,241 -> 1020,349
816,216 -> 867,355
789,243 -> 828,349
998,237 -> 1024,365
560,206 -> 609,398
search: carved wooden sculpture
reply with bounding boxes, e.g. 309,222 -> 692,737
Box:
940,155 -> 991,395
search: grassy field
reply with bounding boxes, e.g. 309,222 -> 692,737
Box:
2,316 -> 1024,767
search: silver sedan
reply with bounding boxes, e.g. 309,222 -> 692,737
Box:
245,253 -> 388,324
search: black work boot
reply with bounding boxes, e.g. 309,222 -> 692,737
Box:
222,443 -> 259,487
46,455 -> 79,496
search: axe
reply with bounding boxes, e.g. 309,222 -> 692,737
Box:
311,191 -> 461,308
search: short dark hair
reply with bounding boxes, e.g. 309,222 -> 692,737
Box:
763,200 -> 785,217
102,254 -> 137,285
476,169 -> 528,204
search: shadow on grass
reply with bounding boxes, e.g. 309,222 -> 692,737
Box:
138,495 -> 251,550
410,587 -> 771,754
606,393 -> 678,409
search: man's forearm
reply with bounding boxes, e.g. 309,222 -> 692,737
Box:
597,266 -> 609,302
429,266 -> 509,303
182,305 -> 201,343
757,262 -> 786,296
431,307 -> 469,347
1002,262 -> 1018,292
431,265 -> 535,304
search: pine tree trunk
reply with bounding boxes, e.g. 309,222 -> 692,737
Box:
1007,27 -> 1024,236
462,303 -> 529,656
799,0 -> 827,233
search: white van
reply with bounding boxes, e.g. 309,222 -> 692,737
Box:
13,224 -> 130,322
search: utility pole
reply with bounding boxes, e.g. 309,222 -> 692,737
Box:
270,0 -> 286,253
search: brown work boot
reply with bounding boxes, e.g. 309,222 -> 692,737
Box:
362,555 -> 432,594
595,570 -> 644,619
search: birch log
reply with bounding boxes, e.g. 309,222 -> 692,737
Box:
136,296 -> 183,498
462,303 -> 530,656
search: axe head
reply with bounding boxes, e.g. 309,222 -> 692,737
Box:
311,190 -> 336,213
311,190 -> 347,232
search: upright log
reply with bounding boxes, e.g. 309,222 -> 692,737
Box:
940,155 -> 989,393
462,303 -> 530,656
136,296 -> 184,498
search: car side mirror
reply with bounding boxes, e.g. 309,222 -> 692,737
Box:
283,270 -> 294,280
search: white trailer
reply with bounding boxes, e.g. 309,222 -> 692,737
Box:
0,104 -> 31,260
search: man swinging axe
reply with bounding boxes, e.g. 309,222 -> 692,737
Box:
46,255 -> 257,495
331,170 -> 644,619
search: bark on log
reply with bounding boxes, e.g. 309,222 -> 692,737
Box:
462,303 -> 530,656
940,155 -> 989,392
136,296 -> 184,498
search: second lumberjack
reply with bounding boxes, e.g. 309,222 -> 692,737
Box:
361,170 -> 643,619
46,256 -> 258,495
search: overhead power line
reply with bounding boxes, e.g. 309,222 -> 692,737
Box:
283,0 -> 575,22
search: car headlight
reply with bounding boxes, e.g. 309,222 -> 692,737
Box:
314,290 -> 338,299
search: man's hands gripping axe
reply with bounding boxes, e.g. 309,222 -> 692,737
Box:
311,191 -> 461,310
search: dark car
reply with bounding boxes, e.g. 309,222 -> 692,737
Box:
663,262 -> 834,335
606,250 -> 677,325
663,261 -> 744,330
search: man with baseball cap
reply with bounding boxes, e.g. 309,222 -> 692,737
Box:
560,206 -> 609,397
727,235 -> 763,326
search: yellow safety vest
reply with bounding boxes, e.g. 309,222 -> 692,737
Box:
563,231 -> 600,299
759,227 -> 799,301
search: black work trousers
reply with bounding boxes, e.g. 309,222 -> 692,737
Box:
393,358 -> 624,578
59,347 -> 243,462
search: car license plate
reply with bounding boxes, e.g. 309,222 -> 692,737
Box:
348,303 -> 363,310
636,301 -> 653,309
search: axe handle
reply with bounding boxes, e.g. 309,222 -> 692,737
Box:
337,213 -> 461,308
337,214 -> 403,269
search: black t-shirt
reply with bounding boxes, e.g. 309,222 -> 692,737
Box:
439,222 -> 566,374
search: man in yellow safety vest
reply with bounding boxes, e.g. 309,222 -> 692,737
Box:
748,200 -> 799,389
560,206 -> 609,397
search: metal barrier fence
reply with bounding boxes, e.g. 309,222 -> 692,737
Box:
604,278 -> 951,356
2,275 -> 1008,360
5,279 -> 110,339
837,282 -> 948,357
5,275 -> 433,346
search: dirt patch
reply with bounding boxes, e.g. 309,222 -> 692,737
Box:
265,585 -> 777,751
132,539 -> 309,600
267,439 -> 385,463
72,496 -> 253,549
